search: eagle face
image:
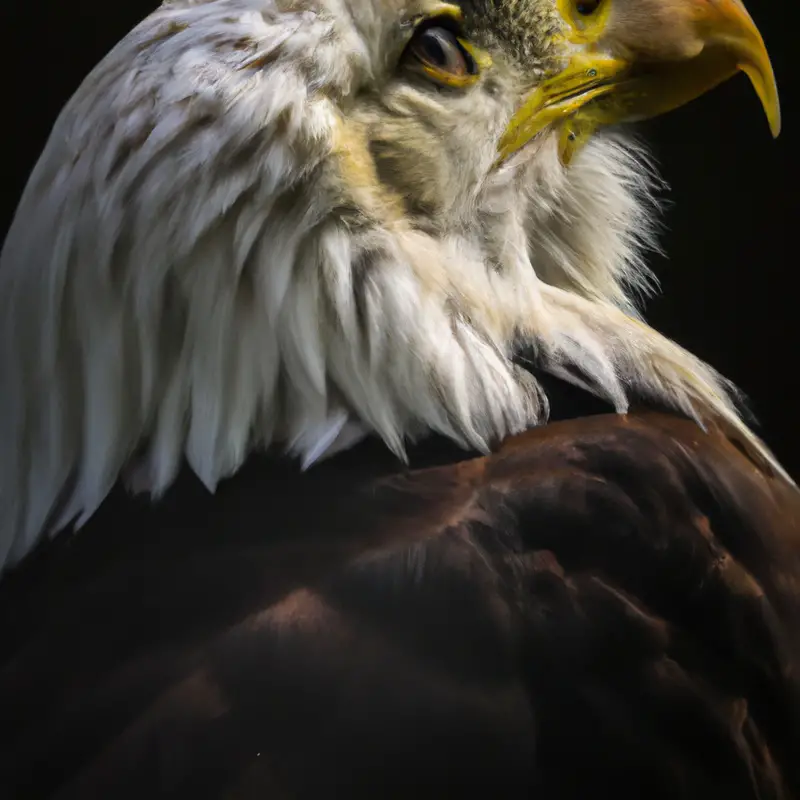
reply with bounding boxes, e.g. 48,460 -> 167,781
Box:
0,0 -> 781,569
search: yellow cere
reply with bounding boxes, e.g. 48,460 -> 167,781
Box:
496,51 -> 624,164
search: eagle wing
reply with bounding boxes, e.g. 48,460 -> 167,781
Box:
2,410 -> 798,798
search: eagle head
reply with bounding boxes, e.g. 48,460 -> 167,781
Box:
0,0 -> 781,568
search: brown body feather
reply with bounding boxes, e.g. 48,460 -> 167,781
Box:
1,404 -> 799,799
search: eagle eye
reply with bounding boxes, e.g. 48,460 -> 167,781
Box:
411,27 -> 476,77
403,19 -> 483,88
575,0 -> 602,14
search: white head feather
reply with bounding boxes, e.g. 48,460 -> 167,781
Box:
0,0 -> 787,572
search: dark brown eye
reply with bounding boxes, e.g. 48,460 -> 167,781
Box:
575,0 -> 602,14
409,26 -> 477,77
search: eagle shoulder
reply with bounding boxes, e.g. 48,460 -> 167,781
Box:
1,411 -> 798,798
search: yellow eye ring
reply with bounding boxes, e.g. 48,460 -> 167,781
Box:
557,0 -> 612,40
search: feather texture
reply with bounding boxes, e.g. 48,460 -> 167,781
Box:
0,0 -> 790,573
0,411 -> 798,798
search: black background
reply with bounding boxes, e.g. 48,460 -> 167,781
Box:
0,1 -> 796,474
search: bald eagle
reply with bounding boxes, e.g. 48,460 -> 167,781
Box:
1,0 -> 798,797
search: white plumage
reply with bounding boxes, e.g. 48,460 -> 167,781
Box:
0,0 -> 783,572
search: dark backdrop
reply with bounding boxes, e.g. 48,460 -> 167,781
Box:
0,1 -> 796,474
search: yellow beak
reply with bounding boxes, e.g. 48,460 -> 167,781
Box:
497,0 -> 780,164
